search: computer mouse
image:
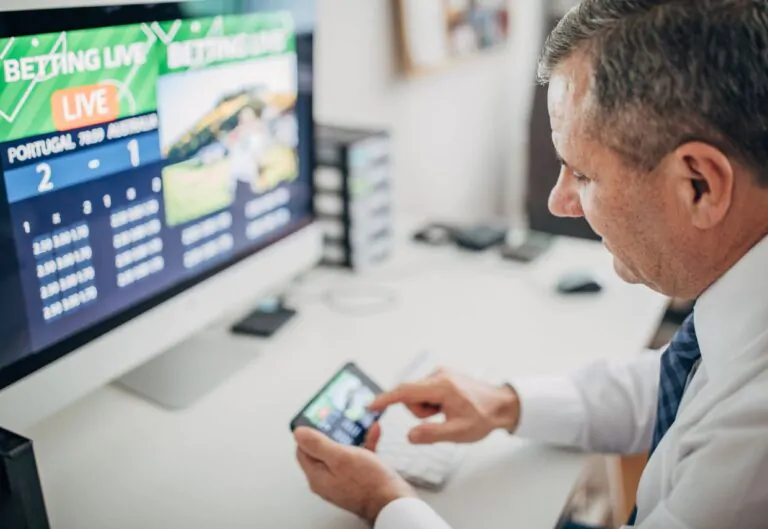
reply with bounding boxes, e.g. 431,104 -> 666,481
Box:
556,272 -> 603,295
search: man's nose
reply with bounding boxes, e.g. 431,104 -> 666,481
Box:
548,172 -> 585,218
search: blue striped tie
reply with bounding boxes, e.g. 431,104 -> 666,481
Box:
628,313 -> 700,525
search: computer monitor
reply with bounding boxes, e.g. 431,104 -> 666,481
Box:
525,11 -> 599,241
0,0 -> 322,432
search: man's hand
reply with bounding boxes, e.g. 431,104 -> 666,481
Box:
294,427 -> 416,525
368,368 -> 521,445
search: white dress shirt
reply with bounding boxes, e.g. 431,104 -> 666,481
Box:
375,235 -> 768,529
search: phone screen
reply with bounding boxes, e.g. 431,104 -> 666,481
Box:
296,365 -> 382,445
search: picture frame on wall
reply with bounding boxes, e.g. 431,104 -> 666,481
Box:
394,0 -> 510,76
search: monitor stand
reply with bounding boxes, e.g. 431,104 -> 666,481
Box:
114,327 -> 262,410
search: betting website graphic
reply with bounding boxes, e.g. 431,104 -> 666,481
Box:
303,370 -> 380,445
0,11 -> 312,360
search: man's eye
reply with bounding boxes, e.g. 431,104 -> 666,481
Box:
574,173 -> 590,183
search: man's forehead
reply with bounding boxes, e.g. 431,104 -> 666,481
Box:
547,53 -> 593,125
546,54 -> 611,175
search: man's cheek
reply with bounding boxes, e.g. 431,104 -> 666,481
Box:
580,207 -> 604,239
582,196 -> 621,242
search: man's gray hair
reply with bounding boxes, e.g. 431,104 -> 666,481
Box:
538,0 -> 768,187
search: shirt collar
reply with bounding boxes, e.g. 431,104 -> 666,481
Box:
695,235 -> 768,374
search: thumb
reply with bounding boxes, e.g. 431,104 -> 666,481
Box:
364,422 -> 382,452
294,427 -> 341,464
408,420 -> 470,445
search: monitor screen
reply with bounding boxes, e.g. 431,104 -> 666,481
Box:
0,1 -> 315,389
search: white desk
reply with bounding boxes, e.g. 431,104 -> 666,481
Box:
26,231 -> 668,529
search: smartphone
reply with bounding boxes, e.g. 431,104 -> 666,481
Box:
290,362 -> 384,446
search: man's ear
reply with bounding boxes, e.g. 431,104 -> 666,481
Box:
671,142 -> 734,229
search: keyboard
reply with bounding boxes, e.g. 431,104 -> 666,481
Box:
376,352 -> 490,491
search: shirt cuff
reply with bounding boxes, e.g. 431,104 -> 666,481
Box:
511,375 -> 587,447
374,498 -> 452,529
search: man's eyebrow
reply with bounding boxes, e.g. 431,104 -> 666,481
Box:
555,151 -> 587,176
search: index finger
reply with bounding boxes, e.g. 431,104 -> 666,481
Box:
368,379 -> 445,412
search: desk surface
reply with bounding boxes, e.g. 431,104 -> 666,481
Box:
27,232 -> 668,529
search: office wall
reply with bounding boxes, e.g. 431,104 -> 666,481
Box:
315,0 -> 547,223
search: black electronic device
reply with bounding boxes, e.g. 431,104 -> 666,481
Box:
290,362 -> 383,446
556,272 -> 603,295
412,222 -> 507,251
0,427 -> 50,529
231,299 -> 297,338
452,225 -> 507,251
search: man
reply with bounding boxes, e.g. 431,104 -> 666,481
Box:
293,1 -> 768,527
220,105 -> 268,198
